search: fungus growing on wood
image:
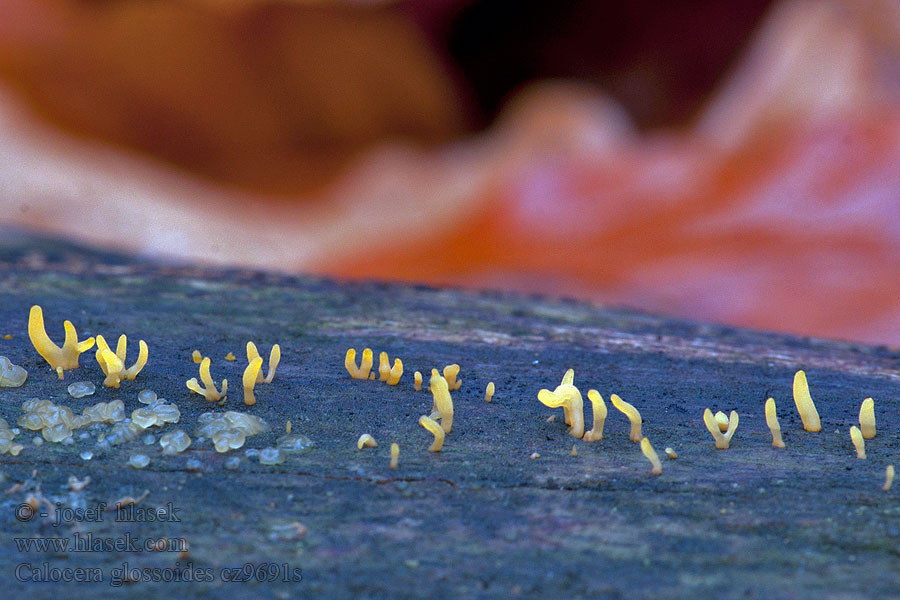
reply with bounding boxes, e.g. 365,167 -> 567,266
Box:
186,357 -> 228,401
192,350 -> 203,363
247,342 -> 280,383
390,443 -> 399,469
56,366 -> 64,380
286,420 -> 292,434
884,465 -> 894,491
28,305 -> 95,372
225,352 -> 236,361
703,408 -> 738,449
714,411 -> 729,432
377,352 -> 403,385
357,434 -> 377,449
850,426 -> 866,459
665,447 -> 677,459
859,398 -> 876,439
792,370 -> 821,432
429,370 -> 455,433
414,371 -> 422,391
537,369 -> 584,439
95,334 -> 148,388
571,445 -> 578,457
242,357 -> 263,406
640,438 -> 662,475
345,348 -> 373,379
765,397 -> 785,448
583,389 -> 607,442
610,394 -> 642,442
484,382 -> 495,403
418,415 -> 445,452
443,364 -> 462,390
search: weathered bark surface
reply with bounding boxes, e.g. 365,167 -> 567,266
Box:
0,229 -> 898,599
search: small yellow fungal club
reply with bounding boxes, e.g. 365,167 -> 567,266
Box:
247,342 -> 280,383
703,408 -> 738,449
419,415 -> 445,452
286,420 -> 292,433
429,369 -> 455,433
345,348 -> 373,379
390,443 -> 399,469
850,426 -> 866,459
242,356 -> 263,406
414,371 -> 422,391
610,393 -> 642,442
443,364 -> 462,390
665,447 -> 678,459
765,397 -> 785,448
641,437 -> 662,476
537,369 -> 584,439
357,434 -> 377,449
95,334 -> 148,388
571,445 -> 578,457
186,357 -> 228,401
225,352 -> 236,361
56,366 -> 64,380
192,350 -> 202,363
859,397 -> 876,439
884,465 -> 894,491
28,305 -> 95,372
792,370 -> 822,432
530,452 -> 540,459
583,389 -> 607,442
377,352 -> 403,385
484,382 -> 495,403
714,411 -> 729,432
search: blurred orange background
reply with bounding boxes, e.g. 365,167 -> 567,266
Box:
1,0 -> 899,344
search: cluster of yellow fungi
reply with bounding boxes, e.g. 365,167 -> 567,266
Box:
186,357 -> 228,401
243,341 -> 280,406
538,369 -> 637,444
28,305 -> 95,376
702,409 -> 738,449
378,352 -> 403,385
345,348 -> 403,385
95,334 -> 148,388
416,370 -> 456,452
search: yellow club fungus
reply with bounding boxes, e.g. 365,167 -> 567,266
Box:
186,357 -> 228,401
377,352 -> 403,385
640,438 -> 662,475
703,408 -> 738,449
571,445 -> 578,457
192,350 -> 202,363
418,415 -> 445,452
225,352 -> 236,361
429,369 -> 454,433
56,367 -> 64,380
537,369 -> 584,439
714,411 -> 729,432
286,420 -> 292,433
792,370 -> 821,432
530,452 -> 541,459
583,389 -> 607,442
414,371 -> 422,391
345,348 -> 373,379
28,305 -> 95,372
357,434 -> 377,449
665,447 -> 677,459
390,443 -> 399,469
95,334 -> 148,387
247,342 -> 280,383
443,364 -> 462,390
765,398 -> 785,448
850,426 -> 866,459
859,398 -> 876,439
484,381 -> 495,403
884,465 -> 894,491
610,394 -> 642,442
242,357 -> 263,406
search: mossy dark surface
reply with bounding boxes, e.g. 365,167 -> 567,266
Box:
1,229 -> 899,599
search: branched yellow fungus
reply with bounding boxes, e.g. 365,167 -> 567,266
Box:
192,350 -> 202,363
884,465 -> 894,491
429,369 -> 454,433
95,334 -> 148,387
792,370 -> 822,432
345,348 -> 373,379
419,415 -> 445,452
28,305 -> 95,372
247,342 -> 280,383
377,352 -> 403,385
484,382 -> 495,403
640,437 -> 662,475
714,411 -> 729,432
765,398 -> 785,448
665,447 -> 678,459
859,398 -> 876,439
390,443 -> 399,469
610,394 -> 642,442
243,357 -> 263,406
443,364 -> 462,390
186,357 -> 228,401
850,426 -> 866,459
225,352 -> 236,361
703,408 -> 739,449
537,369 -> 584,438
583,389 -> 607,442
414,371 -> 422,391
357,434 -> 377,449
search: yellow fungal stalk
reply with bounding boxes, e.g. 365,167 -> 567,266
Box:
484,382 -> 495,403
28,305 -> 95,372
703,408 -> 738,449
414,371 -> 422,391
640,437 -> 662,476
419,415 -> 445,452
859,398 -> 875,439
345,348 -> 373,379
247,342 -> 280,383
286,420 -> 292,433
357,434 -> 377,449
225,352 -> 236,361
792,370 -> 821,432
850,426 -> 866,459
443,364 -> 462,390
714,411 -> 729,432
884,465 -> 894,491
537,369 -> 584,439
242,357 -> 263,406
56,366 -> 64,380
583,389 -> 607,442
390,443 -> 399,469
192,350 -> 203,363
186,357 -> 228,401
95,334 -> 148,387
571,445 -> 578,457
765,398 -> 785,448
665,447 -> 677,459
610,394 -> 642,442
377,352 -> 403,385
429,369 -> 455,433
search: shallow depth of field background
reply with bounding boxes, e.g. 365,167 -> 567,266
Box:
0,0 -> 899,344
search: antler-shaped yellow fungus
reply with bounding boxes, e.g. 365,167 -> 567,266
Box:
884,465 -> 894,491
429,369 -> 454,433
640,437 -> 662,475
859,398 -> 876,439
443,364 -> 462,390
28,305 -> 95,372
765,398 -> 785,448
242,357 -> 263,406
792,370 -> 821,432
186,357 -> 228,401
247,342 -> 280,383
484,382 -> 495,403
610,394 -> 642,442
583,389 -> 607,442
414,371 -> 422,391
345,348 -> 373,379
390,443 -> 399,469
357,434 -> 377,449
850,426 -> 866,459
377,352 -> 403,385
537,369 -> 584,438
419,415 -> 445,452
703,408 -> 738,449
95,335 -> 148,387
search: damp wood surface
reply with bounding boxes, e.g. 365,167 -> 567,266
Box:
1,230 -> 900,599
